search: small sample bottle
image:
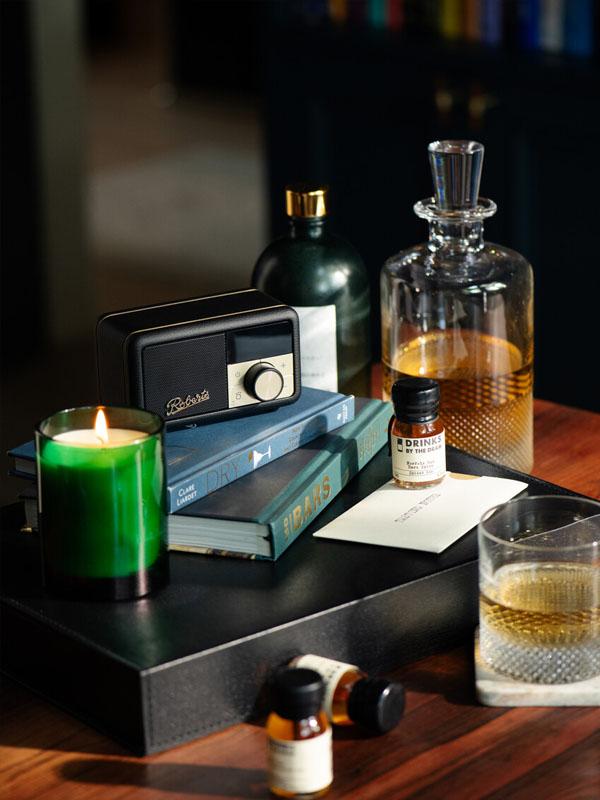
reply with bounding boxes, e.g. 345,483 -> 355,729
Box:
290,655 -> 405,734
390,377 -> 446,489
267,667 -> 332,799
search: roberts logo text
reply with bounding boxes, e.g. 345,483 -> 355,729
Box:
165,390 -> 210,417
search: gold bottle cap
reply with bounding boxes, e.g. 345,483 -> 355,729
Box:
285,185 -> 328,218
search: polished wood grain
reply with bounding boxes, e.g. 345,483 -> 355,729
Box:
1,394 -> 599,800
530,399 -> 600,499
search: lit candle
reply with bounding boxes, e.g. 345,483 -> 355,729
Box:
36,406 -> 168,600
52,409 -> 148,447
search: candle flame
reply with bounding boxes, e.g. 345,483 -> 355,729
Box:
94,409 -> 109,444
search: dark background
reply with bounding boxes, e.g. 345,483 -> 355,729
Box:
1,0 -> 599,504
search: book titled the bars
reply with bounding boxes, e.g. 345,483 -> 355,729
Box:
169,397 -> 390,559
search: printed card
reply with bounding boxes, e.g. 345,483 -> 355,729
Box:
313,473 -> 528,553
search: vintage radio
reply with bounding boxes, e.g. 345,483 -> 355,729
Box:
96,289 -> 301,427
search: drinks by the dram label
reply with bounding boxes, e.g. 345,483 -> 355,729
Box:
391,432 -> 446,482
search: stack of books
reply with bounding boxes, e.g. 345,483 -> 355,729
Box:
8,388 -> 391,560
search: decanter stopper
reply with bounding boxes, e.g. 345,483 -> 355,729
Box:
428,140 -> 484,211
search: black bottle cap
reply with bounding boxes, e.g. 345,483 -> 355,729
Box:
271,668 -> 325,720
391,377 -> 440,423
347,677 -> 406,734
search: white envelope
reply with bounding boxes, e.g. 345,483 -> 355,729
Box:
313,473 -> 528,553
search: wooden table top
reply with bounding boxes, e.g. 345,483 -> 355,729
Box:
2,397 -> 599,800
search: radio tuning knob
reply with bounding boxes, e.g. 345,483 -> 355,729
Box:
244,362 -> 284,402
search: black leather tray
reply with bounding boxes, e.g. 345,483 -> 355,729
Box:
0,447 -> 581,754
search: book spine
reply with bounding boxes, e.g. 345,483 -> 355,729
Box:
268,403 -> 390,559
565,0 -> 594,57
386,0 -> 404,32
464,0 -> 481,42
481,0 -> 503,45
328,0 -> 347,25
368,0 -> 387,29
166,396 -> 355,512
440,0 -> 463,40
519,0 -> 540,50
539,0 -> 565,53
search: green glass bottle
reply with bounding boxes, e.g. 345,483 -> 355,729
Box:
252,185 -> 371,396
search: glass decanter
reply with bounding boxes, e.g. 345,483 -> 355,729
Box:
380,140 -> 533,472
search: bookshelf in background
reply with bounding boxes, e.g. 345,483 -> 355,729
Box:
280,1 -> 596,59
262,1 -> 600,412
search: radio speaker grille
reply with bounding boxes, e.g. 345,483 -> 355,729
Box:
142,334 -> 228,420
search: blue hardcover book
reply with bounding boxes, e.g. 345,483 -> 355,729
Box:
6,388 -> 355,514
165,388 -> 354,511
6,441 -> 36,478
169,397 -> 390,560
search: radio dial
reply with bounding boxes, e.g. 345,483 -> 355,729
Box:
244,362 -> 284,402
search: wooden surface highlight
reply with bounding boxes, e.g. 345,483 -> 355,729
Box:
1,394 -> 599,799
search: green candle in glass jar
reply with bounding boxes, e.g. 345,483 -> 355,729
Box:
36,406 -> 168,600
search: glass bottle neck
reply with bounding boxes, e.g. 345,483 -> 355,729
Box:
288,217 -> 326,240
428,219 -> 484,255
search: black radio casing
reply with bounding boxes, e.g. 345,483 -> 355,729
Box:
96,289 -> 301,428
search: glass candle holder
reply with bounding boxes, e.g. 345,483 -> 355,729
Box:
479,495 -> 600,684
36,406 -> 168,600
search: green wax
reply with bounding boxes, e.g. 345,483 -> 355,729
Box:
38,434 -> 166,579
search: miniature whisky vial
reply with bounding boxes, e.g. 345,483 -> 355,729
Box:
390,377 -> 446,489
290,655 -> 405,733
267,667 -> 332,799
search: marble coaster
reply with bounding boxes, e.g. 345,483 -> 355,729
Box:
475,632 -> 600,707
